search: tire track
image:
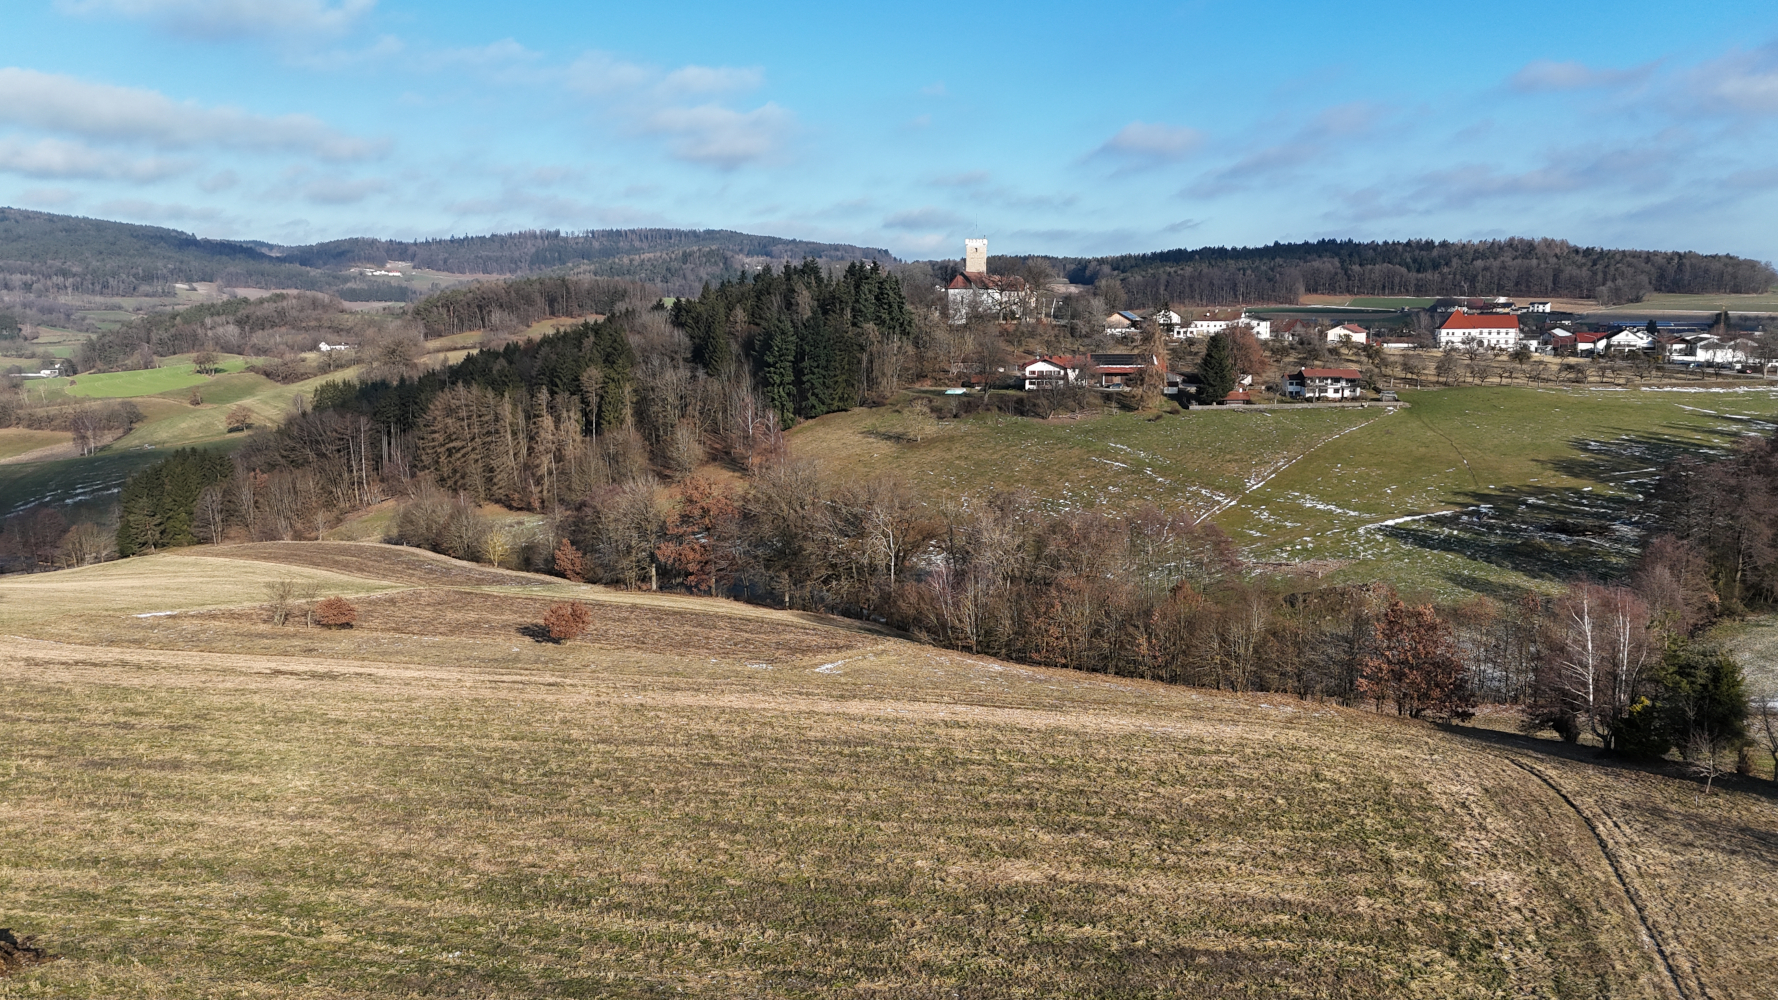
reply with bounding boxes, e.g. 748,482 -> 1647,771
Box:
1496,754 -> 1704,1000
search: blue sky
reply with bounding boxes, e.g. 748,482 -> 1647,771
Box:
4,0 -> 1777,263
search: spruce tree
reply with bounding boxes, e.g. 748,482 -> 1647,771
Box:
1197,332 -> 1237,404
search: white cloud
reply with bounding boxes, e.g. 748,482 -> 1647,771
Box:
96,197 -> 226,224
883,207 -> 963,231
567,51 -> 790,168
644,103 -> 792,169
301,175 -> 385,204
55,0 -> 375,40
565,52 -> 654,97
1093,121 -> 1204,165
0,135 -> 188,180
658,65 -> 763,97
1510,59 -> 1640,92
1690,43 -> 1778,115
199,169 -> 239,192
0,68 -> 383,160
15,187 -> 81,207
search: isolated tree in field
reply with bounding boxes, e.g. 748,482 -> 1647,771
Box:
1359,599 -> 1473,721
226,405 -> 254,432
553,538 -> 585,582
1196,332 -> 1236,405
314,596 -> 358,628
265,578 -> 297,626
192,350 -> 218,375
188,388 -> 202,406
542,601 -> 591,641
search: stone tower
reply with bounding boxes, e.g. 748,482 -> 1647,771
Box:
964,238 -> 988,275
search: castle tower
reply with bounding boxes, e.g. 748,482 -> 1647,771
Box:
964,238 -> 988,275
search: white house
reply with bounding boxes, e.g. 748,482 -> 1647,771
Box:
1177,309 -> 1272,341
1286,367 -> 1364,400
944,239 -> 1033,324
1671,336 -> 1756,366
1600,327 -> 1653,352
1437,311 -> 1521,349
1327,323 -> 1369,345
317,341 -> 354,352
1526,301 -> 1552,313
1017,355 -> 1083,390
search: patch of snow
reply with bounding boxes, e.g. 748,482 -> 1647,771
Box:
133,611 -> 177,618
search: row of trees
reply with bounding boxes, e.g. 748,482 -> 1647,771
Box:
1064,238 -> 1777,307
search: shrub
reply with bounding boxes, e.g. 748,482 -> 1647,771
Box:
542,601 -> 591,641
314,596 -> 358,628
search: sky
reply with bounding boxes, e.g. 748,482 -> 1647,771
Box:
3,0 -> 1778,263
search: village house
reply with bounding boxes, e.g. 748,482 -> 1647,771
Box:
1668,335 -> 1758,367
1285,367 -> 1364,400
1326,323 -> 1369,345
944,239 -> 1034,324
1437,311 -> 1521,350
1177,308 -> 1273,341
1016,355 -> 1083,390
1086,352 -> 1157,389
1103,310 -> 1143,336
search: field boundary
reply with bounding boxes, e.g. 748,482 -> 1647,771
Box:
1498,754 -> 1698,1000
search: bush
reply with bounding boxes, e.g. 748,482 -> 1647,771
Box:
314,596 -> 358,628
542,601 -> 591,641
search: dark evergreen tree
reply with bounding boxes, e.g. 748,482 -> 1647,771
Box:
115,448 -> 233,556
1197,332 -> 1237,404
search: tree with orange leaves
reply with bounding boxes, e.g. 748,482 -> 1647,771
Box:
1359,599 -> 1473,721
542,601 -> 591,641
654,476 -> 741,595
553,538 -> 585,582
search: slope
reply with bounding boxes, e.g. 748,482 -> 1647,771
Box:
0,541 -> 1770,998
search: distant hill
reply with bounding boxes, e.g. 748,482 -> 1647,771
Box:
979,237 -> 1778,308
277,228 -> 895,275
0,207 -> 896,299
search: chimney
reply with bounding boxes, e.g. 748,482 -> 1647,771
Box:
964,238 -> 988,275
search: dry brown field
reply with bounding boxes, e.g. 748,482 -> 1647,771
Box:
0,542 -> 1773,998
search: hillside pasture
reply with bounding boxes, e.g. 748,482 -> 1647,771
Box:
0,542 -> 1770,998
62,356 -> 254,399
0,365 -> 343,517
0,428 -> 72,462
789,385 -> 1778,597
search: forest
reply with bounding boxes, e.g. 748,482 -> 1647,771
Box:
1031,237 -> 1778,307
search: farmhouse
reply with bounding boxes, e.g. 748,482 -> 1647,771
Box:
1087,352 -> 1156,389
1017,355 -> 1083,390
1178,309 -> 1272,341
1327,323 -> 1368,345
317,341 -> 353,352
1286,367 -> 1363,400
1103,311 -> 1143,336
944,239 -> 1034,324
1437,311 -> 1521,349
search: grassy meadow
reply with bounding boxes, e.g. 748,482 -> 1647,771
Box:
0,542 -> 1771,997
788,384 -> 1778,597
0,363 -> 358,517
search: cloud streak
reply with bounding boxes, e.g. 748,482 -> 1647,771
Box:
0,68 -> 383,160
55,0 -> 375,40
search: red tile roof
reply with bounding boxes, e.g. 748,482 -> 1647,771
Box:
1440,312 -> 1520,330
1296,368 -> 1362,379
947,273 -> 1030,291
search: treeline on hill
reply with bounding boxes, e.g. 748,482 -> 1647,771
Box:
0,208 -> 348,298
77,293 -> 385,372
1031,238 -> 1777,308
280,228 -> 895,278
411,276 -> 651,339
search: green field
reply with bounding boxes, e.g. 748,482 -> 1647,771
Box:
0,542 -> 1769,997
0,363 -> 359,517
61,356 -> 255,398
790,385 -> 1778,597
1589,291 -> 1778,314
1345,297 -> 1437,309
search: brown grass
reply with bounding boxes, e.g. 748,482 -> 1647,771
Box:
0,543 -> 1772,997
